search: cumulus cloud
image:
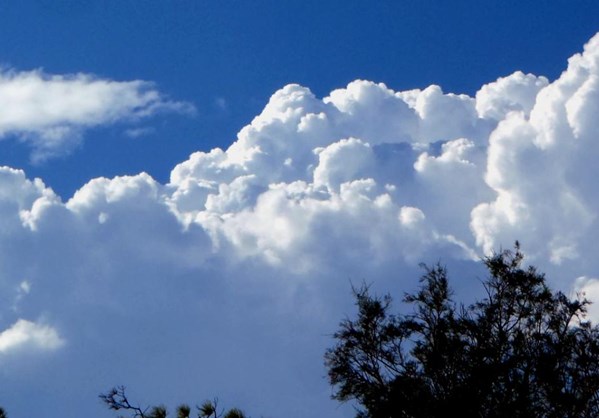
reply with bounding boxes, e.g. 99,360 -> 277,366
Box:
470,33 -> 599,265
0,68 -> 194,162
3,31 -> 599,418
475,71 -> 549,120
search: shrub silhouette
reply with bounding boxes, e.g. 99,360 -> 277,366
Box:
325,243 -> 599,418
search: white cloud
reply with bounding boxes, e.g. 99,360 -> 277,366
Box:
0,319 -> 64,355
313,138 -> 376,191
2,31 -> 599,418
0,68 -> 194,162
475,71 -> 549,120
470,33 -> 599,265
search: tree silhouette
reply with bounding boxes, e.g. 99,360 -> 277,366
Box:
100,386 -> 247,418
325,243 -> 599,418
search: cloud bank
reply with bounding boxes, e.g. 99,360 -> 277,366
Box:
2,33 -> 599,418
0,68 -> 194,162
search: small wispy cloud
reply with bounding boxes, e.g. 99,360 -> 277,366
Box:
0,68 -> 195,162
214,96 -> 228,111
124,127 -> 156,138
0,319 -> 64,355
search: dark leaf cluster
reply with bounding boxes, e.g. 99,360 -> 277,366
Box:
325,244 -> 599,418
100,386 -> 247,418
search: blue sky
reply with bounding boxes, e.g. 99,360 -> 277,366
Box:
1,2 -> 599,418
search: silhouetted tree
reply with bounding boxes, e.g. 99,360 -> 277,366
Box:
0,407 -> 7,418
100,386 -> 247,418
325,243 -> 599,418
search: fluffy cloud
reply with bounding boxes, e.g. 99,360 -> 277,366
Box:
471,34 -> 599,266
475,71 -> 549,120
3,32 -> 599,418
0,68 -> 194,162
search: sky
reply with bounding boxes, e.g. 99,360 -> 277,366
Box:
1,1 -> 599,417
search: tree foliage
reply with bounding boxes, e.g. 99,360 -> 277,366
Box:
325,244 -> 599,417
100,386 -> 247,418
